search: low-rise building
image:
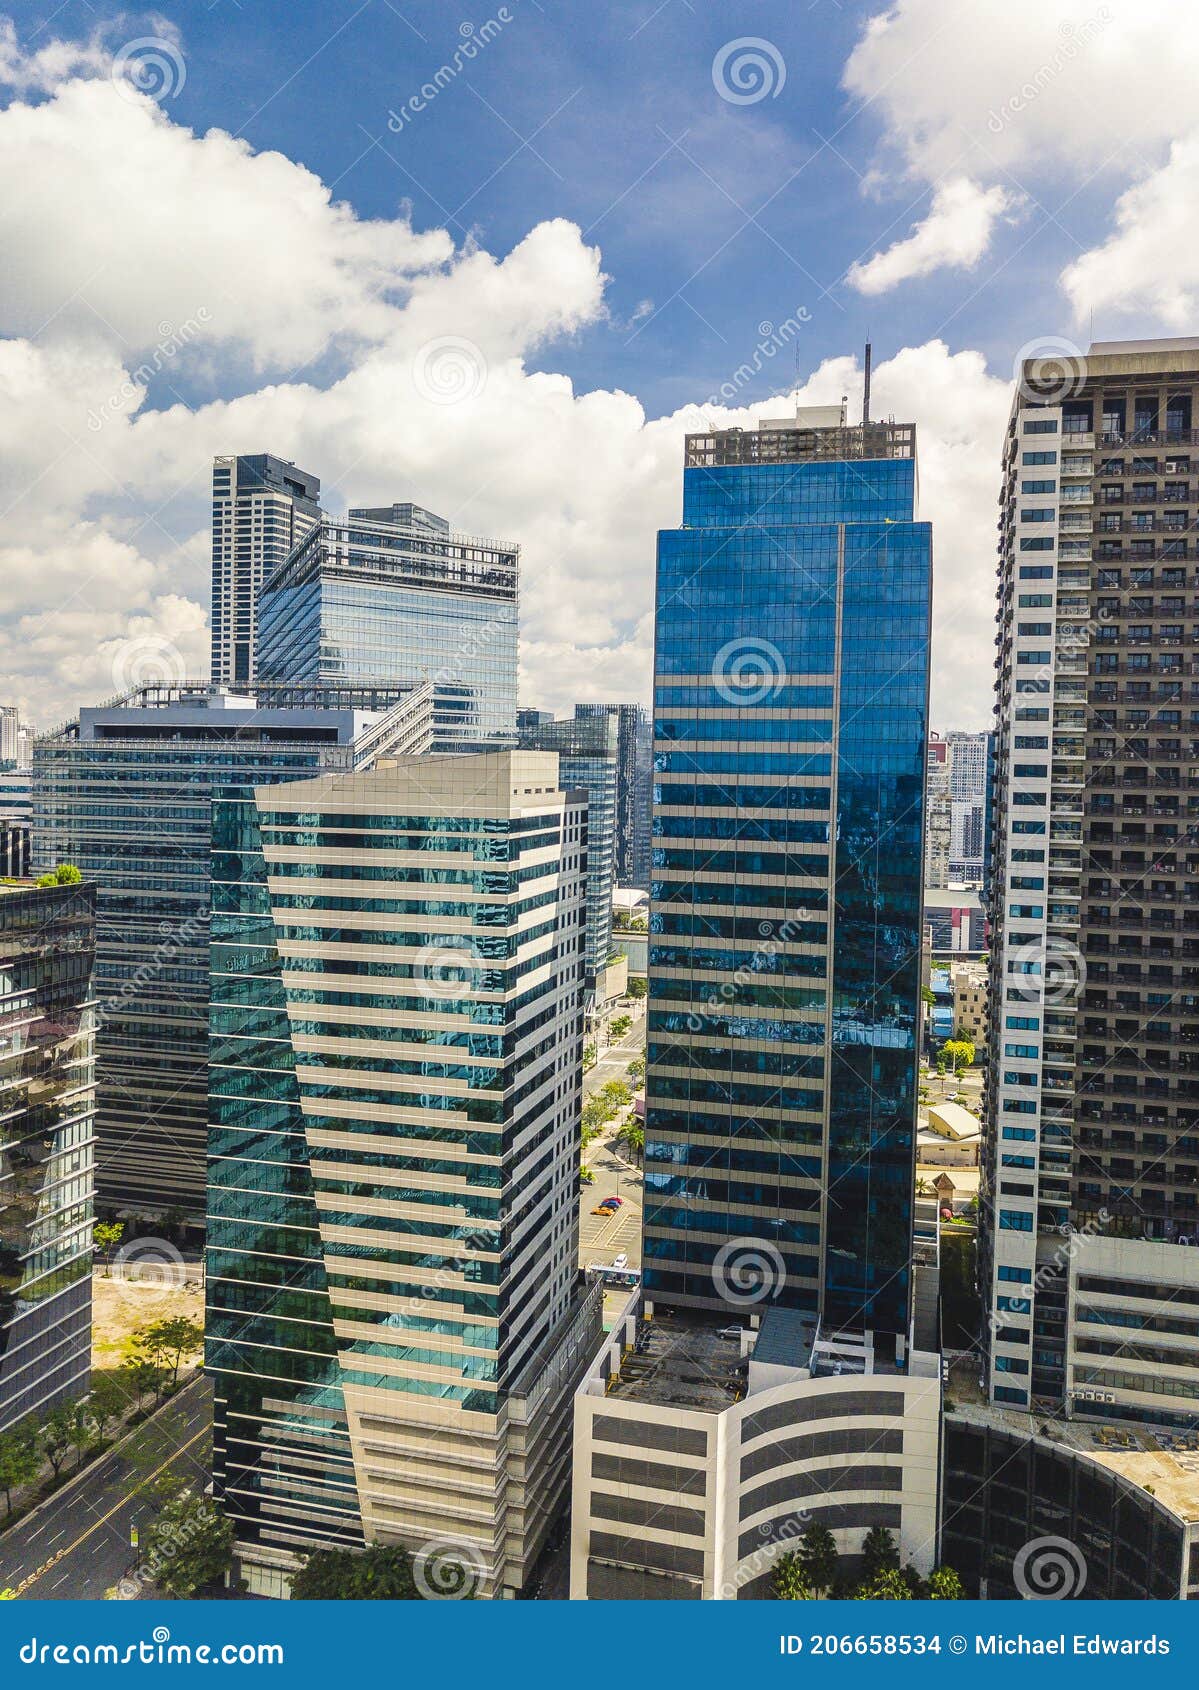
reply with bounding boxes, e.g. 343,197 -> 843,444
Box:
570,1301 -> 941,1599
943,1395 -> 1199,1599
951,962 -> 987,1046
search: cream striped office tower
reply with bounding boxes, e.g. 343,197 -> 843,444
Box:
206,750 -> 602,1597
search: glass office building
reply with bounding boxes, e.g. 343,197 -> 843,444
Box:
577,703 -> 652,891
643,412 -> 932,1342
31,683 -> 432,1224
0,879 -> 97,1431
206,751 -> 600,1597
517,709 -> 619,990
257,503 -> 519,752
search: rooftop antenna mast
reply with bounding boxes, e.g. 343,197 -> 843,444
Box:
862,340 -> 872,426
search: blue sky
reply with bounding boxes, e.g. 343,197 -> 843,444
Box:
20,0 -> 1114,412
2,2 -> 1195,727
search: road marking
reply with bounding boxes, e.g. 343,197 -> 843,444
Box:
12,1424 -> 209,1596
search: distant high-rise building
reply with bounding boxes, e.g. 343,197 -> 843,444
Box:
925,732 -> 950,887
576,703 -> 652,891
570,405 -> 940,1601
256,503 -> 519,751
32,682 -> 432,1223
0,878 -> 96,1431
946,730 -> 990,886
0,767 -> 30,878
210,454 -> 320,687
206,750 -> 600,1598
0,705 -> 18,766
518,708 -> 619,995
983,336 -> 1199,1426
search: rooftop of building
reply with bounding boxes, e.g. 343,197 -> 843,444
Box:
685,409 -> 916,468
40,683 -> 425,743
604,1311 -> 747,1411
947,1358 -> 1199,1523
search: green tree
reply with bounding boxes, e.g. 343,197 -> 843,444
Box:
860,1524 -> 899,1583
40,1402 -> 75,1482
626,1056 -> 646,1083
36,863 -> 83,887
796,1523 -> 839,1597
0,1419 -> 40,1518
291,1545 -> 423,1600
771,1551 -> 812,1600
626,977 -> 647,999
928,1565 -> 966,1599
128,1342 -> 168,1408
93,1220 -> 124,1277
942,1037 -> 975,1074
87,1370 -> 134,1442
618,1118 -> 644,1156
67,1398 -> 96,1471
582,1044 -> 596,1070
143,1489 -> 235,1598
855,1567 -> 913,1600
611,1014 -> 632,1038
137,1316 -> 204,1385
920,984 -> 935,1007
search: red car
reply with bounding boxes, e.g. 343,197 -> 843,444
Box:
598,1196 -> 623,1209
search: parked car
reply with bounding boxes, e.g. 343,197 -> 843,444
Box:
612,1252 -> 629,1270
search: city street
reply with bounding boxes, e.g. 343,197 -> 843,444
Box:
0,1374 -> 212,1601
582,1007 -> 645,1099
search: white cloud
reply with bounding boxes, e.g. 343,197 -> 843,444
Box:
848,178 -> 1017,295
1061,133 -> 1199,326
843,0 -> 1199,305
0,68 -> 452,372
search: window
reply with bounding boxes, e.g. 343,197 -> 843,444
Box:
1005,1044 -> 1039,1059
1021,537 -> 1054,551
1018,565 -> 1054,578
1021,480 -> 1057,494
998,1264 -> 1033,1282
999,1209 -> 1034,1232
1017,623 -> 1052,637
1022,451 -> 1057,465
1018,595 -> 1053,608
1021,508 -> 1055,522
1024,419 -> 1058,434
995,1385 -> 1028,1405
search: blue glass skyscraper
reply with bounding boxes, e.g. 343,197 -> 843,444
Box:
643,412 -> 931,1343
257,503 -> 518,752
